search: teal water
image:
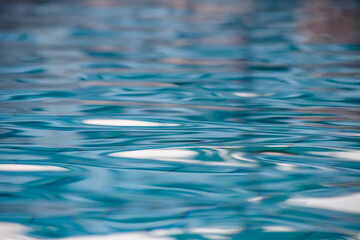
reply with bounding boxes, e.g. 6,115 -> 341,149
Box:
0,0 -> 360,239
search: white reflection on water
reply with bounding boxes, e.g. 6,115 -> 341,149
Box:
234,92 -> 259,97
0,223 -> 172,240
308,150 -> 360,161
0,222 -> 240,240
247,195 -> 267,203
188,227 -> 242,235
0,222 -> 32,240
263,226 -> 296,232
83,119 -> 180,127
61,232 -> 173,240
109,148 -> 257,167
0,164 -> 67,172
64,227 -> 242,240
286,193 -> 360,214
110,149 -> 198,161
275,163 -> 296,171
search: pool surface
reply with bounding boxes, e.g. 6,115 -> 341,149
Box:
0,0 -> 360,239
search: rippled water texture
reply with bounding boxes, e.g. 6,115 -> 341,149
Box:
1,0 -> 360,239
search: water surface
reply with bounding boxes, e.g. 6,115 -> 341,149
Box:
0,0 -> 360,239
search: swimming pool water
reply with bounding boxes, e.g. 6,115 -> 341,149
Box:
0,0 -> 359,239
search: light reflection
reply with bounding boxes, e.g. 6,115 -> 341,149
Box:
110,149 -> 198,160
0,222 -> 174,240
263,226 -> 296,232
189,227 -> 242,235
0,164 -> 67,172
247,195 -> 267,203
286,193 -> 360,213
109,148 -> 257,167
308,150 -> 360,161
275,163 -> 296,171
152,227 -> 243,239
234,92 -> 259,97
230,152 -> 257,162
83,119 -> 180,127
0,222 -> 31,240
0,222 -> 243,240
61,232 -> 173,240
259,151 -> 293,156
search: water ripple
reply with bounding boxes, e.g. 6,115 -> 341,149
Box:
0,0 -> 359,239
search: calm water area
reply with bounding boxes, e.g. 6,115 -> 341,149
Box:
0,0 -> 360,239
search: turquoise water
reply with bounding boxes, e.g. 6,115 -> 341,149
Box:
0,0 -> 360,239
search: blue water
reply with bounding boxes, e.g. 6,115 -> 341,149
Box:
0,0 -> 360,239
